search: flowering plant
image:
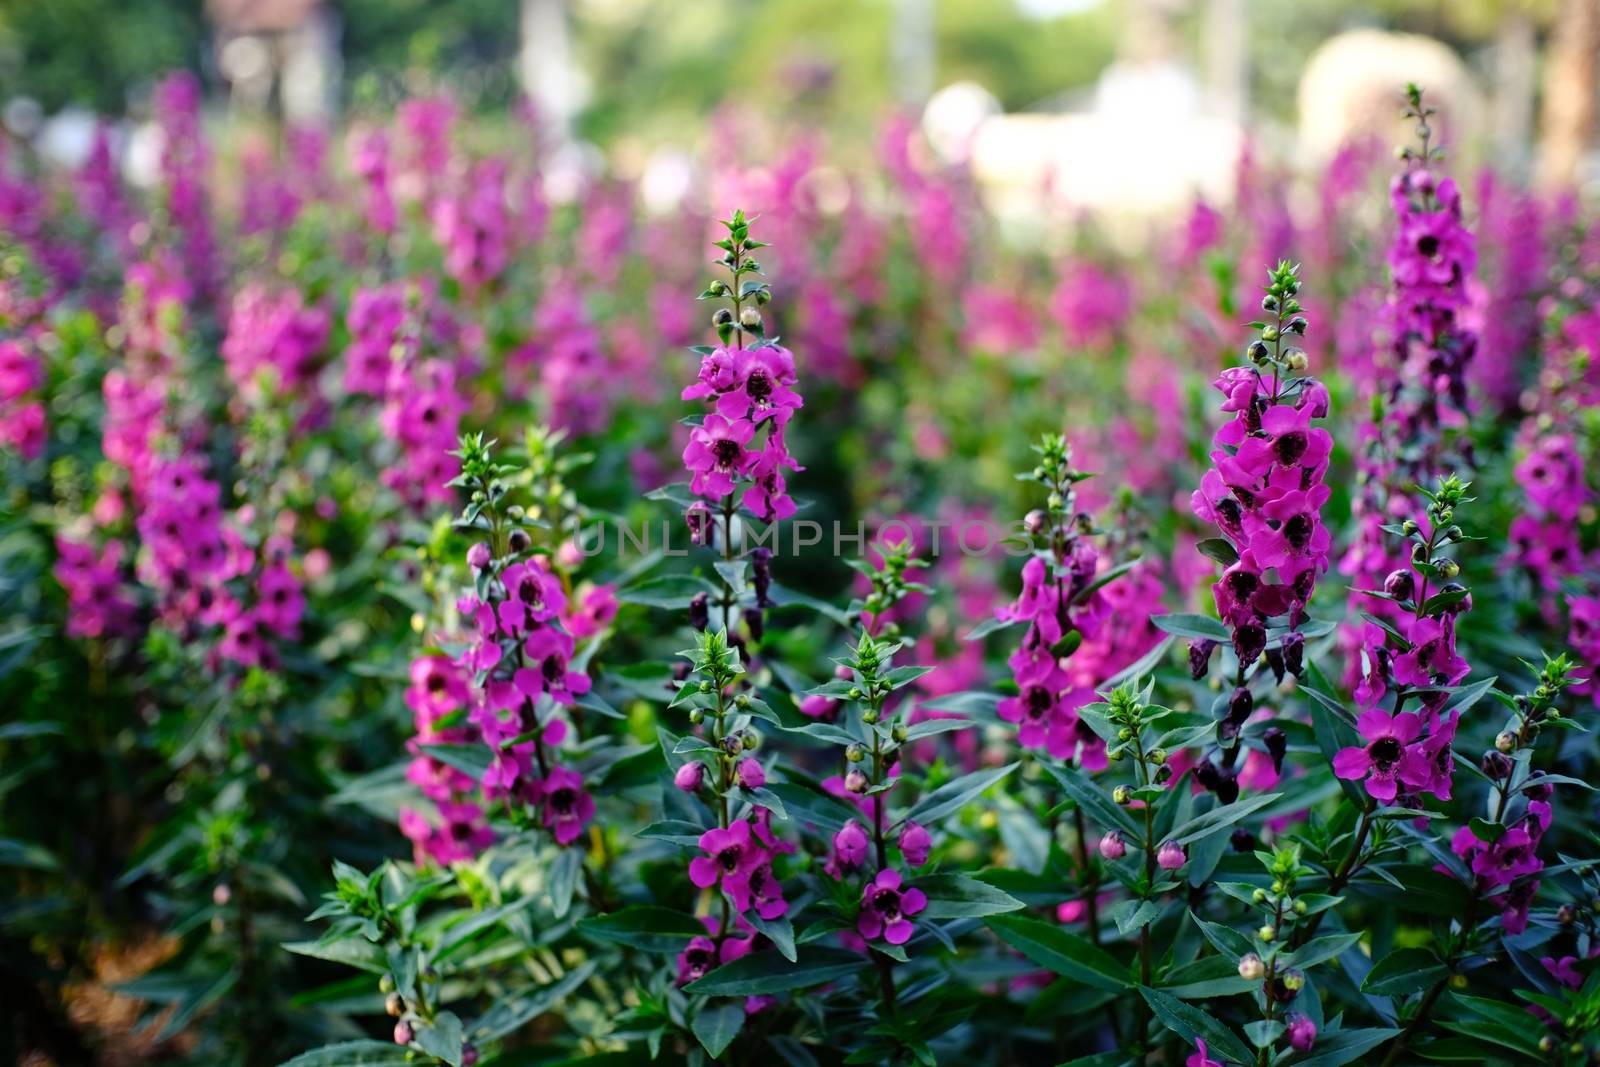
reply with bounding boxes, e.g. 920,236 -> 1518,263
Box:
1,76 -> 1597,1067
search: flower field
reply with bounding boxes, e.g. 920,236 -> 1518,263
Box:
5,74 -> 1600,1067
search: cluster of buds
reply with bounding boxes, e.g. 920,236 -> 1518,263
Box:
1232,847 -> 1320,1054
1489,654 -> 1583,766
854,535 -> 931,638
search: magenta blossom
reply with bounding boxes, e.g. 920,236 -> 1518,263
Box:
539,768 -> 594,846
1333,709 -> 1423,803
857,869 -> 927,945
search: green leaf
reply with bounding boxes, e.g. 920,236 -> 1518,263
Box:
283,938 -> 388,975
1196,538 -> 1240,566
412,1011 -> 464,1066
764,781 -> 860,835
1151,613 -> 1231,642
901,762 -> 1018,825
0,837 -> 59,871
692,1001 -> 745,1058
964,616 -> 1019,641
984,913 -> 1127,993
1159,955 -> 1257,998
578,906 -> 708,952
746,910 -> 797,962
1285,932 -> 1362,971
276,1040 -> 417,1066
1292,1027 -> 1402,1066
1163,792 -> 1281,848
1139,985 -> 1254,1066
417,743 -> 490,780
1362,948 -> 1446,997
1039,762 -> 1139,838
468,961 -> 595,1042
684,946 -> 867,995
619,574 -> 713,610
916,873 -> 1024,918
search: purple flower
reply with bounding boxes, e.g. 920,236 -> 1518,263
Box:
1333,709 -> 1424,803
857,869 -> 927,946
683,413 -> 756,499
539,768 -> 594,846
689,821 -> 763,893
1187,1039 -> 1226,1067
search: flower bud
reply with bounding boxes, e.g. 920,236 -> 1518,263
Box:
467,542 -> 491,569
1112,785 -> 1133,806
844,769 -> 868,794
739,306 -> 762,328
1157,842 -> 1186,871
845,743 -> 865,763
1287,1014 -> 1316,1052
1188,639 -> 1216,680
1280,969 -> 1304,992
736,758 -> 766,789
507,528 -> 531,554
1251,888 -> 1267,904
461,1045 -> 480,1067
899,822 -> 932,866
1481,750 -> 1512,779
688,592 -> 710,632
1258,925 -> 1276,942
385,992 -> 405,1017
1099,832 -> 1127,860
1023,509 -> 1047,535
1237,953 -> 1265,980
394,1021 -> 414,1045
1383,569 -> 1415,600
1149,748 -> 1167,766
674,761 -> 705,793
1284,349 -> 1308,372
712,308 -> 734,327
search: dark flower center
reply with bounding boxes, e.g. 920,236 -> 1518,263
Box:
549,787 -> 574,813
1025,686 -> 1053,720
1224,570 -> 1259,602
1417,234 -> 1439,257
1273,430 -> 1309,466
746,368 -> 773,403
713,438 -> 742,468
518,576 -> 542,606
542,654 -> 564,683
1370,737 -> 1402,766
872,888 -> 901,919
719,846 -> 742,871
1283,513 -> 1313,549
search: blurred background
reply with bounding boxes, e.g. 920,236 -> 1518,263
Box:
1,0 -> 1597,231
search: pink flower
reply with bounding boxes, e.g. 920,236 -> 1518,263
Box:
1333,709 -> 1424,803
683,413 -> 756,499
856,869 -> 926,945
1187,1038 -> 1226,1067
539,768 -> 594,846
689,821 -> 763,893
